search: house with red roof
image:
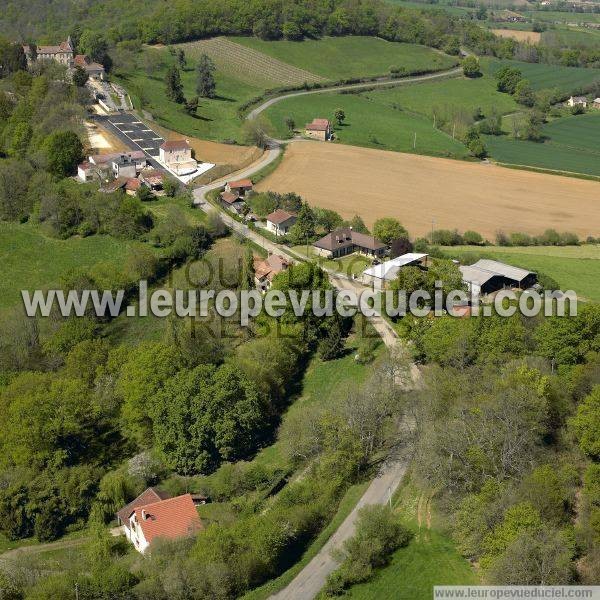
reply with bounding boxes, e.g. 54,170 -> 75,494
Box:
254,254 -> 291,291
304,118 -> 332,141
265,209 -> 297,236
117,489 -> 203,554
225,178 -> 253,197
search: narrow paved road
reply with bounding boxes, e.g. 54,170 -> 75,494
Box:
247,66 -> 462,120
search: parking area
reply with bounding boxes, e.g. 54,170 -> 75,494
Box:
106,114 -> 164,158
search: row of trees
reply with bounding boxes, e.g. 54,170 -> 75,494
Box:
164,53 -> 216,115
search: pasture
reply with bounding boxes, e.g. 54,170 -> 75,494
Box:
262,90 -> 469,158
524,10 -> 600,24
485,111 -> 600,178
255,142 -> 600,240
481,58 -> 600,94
364,73 -> 518,120
0,222 -> 134,313
122,37 -> 457,142
542,27 -> 600,48
232,36 -> 458,81
445,245 -> 600,302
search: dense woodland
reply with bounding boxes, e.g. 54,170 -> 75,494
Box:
2,0 -> 600,70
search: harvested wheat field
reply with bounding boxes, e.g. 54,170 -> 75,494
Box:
491,29 -> 541,44
256,143 -> 600,239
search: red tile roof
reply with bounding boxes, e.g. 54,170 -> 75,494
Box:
160,139 -> 190,151
116,487 -> 170,528
266,209 -> 296,225
228,178 -> 253,189
134,494 -> 203,544
220,190 -> 240,205
125,178 -> 141,191
306,118 -> 330,131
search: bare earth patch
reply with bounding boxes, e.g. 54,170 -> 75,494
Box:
166,37 -> 324,88
256,142 -> 600,239
491,29 -> 541,44
85,121 -> 128,153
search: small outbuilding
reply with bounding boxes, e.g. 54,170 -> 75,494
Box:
362,253 -> 429,290
304,118 -> 332,141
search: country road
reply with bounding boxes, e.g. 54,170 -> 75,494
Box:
247,65 -> 463,120
192,183 -> 419,600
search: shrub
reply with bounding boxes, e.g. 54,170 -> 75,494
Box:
431,229 -> 463,246
463,230 -> 484,245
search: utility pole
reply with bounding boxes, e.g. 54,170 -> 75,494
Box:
433,114 -> 436,129
452,123 -> 456,139
75,583 -> 79,600
431,218 -> 435,243
413,132 -> 417,149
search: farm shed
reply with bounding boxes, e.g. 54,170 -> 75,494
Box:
460,259 -> 536,295
362,253 -> 429,290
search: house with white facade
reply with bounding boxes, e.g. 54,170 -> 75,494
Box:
265,209 -> 297,236
159,140 -> 197,175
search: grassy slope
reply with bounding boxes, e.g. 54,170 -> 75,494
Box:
232,36 -> 457,80
263,91 -> 469,157
346,479 -> 478,600
446,245 -> 600,302
481,57 -> 600,94
484,111 -> 600,177
367,73 -> 518,119
0,222 -> 134,312
118,49 -> 262,142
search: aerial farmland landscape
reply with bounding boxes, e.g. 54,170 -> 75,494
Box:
0,0 -> 600,597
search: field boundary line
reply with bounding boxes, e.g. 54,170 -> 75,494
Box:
492,160 -> 600,181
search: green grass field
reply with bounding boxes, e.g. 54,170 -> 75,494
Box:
120,37 -> 456,143
482,58 -> 600,94
345,478 -> 478,600
291,246 -> 374,276
233,36 -> 458,81
0,222 -> 135,313
263,90 -> 469,157
446,245 -> 600,302
385,0 -> 475,16
484,111 -> 600,177
117,49 -> 262,142
367,73 -> 518,119
524,10 -> 600,24
542,26 -> 600,47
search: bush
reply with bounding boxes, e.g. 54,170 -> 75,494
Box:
324,505 -> 411,595
431,229 -> 463,246
463,230 -> 484,245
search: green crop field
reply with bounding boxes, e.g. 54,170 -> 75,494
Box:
446,245 -> 600,302
233,36 -> 458,81
0,222 -> 135,314
524,10 -> 600,24
263,90 -> 469,158
542,26 -> 600,47
482,58 -> 600,94
484,111 -> 600,177
377,0 -> 476,16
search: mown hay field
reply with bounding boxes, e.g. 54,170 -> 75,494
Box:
491,29 -> 541,43
256,142 -> 600,239
170,37 -> 324,88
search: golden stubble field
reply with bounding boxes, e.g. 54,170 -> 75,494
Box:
256,142 -> 600,239
491,29 -> 542,44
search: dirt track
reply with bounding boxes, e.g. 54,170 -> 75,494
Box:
256,142 -> 600,239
